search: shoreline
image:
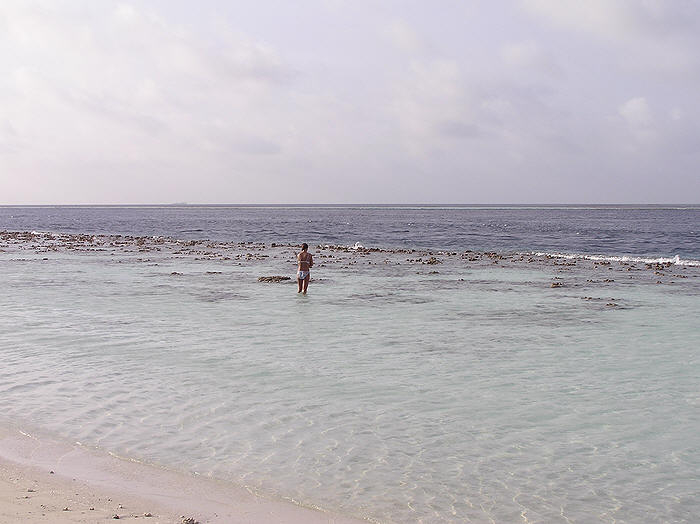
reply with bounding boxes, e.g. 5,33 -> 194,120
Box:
0,424 -> 364,523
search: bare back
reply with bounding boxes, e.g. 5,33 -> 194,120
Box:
297,251 -> 313,270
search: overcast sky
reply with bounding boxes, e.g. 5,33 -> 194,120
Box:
1,0 -> 699,204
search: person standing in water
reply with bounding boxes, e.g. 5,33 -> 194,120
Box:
297,243 -> 313,294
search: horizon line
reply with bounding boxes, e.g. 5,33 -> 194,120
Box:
1,202 -> 699,207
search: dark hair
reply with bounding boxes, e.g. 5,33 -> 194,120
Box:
302,243 -> 309,251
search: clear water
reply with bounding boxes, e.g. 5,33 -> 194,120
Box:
1,208 -> 699,523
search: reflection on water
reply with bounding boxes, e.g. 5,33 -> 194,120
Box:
1,233 -> 699,523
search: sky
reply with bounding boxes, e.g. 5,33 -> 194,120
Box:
1,0 -> 699,204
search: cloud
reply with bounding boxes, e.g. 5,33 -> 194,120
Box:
501,40 -> 561,77
0,1 -> 300,200
616,96 -> 656,147
389,58 -> 474,150
502,40 -> 540,67
1,1 -> 699,204
619,97 -> 652,127
521,0 -> 699,40
520,0 -> 700,73
384,19 -> 428,53
435,120 -> 479,139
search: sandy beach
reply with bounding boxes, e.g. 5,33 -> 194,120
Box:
0,457 -> 180,523
0,426 -> 362,523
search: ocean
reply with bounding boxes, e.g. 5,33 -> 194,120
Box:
1,205 -> 699,259
1,205 -> 699,523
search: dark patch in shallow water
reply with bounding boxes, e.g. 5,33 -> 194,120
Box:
343,292 -> 434,305
196,290 -> 248,302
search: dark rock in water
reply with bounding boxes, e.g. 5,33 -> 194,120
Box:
258,276 -> 291,283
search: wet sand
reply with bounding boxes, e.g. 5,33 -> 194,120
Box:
0,427 -> 362,523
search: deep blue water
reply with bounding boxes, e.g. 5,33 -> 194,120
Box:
1,205 -> 698,259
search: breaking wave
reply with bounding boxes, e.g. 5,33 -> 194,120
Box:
532,252 -> 700,267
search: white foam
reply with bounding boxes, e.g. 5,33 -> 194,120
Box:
322,242 -> 367,250
532,252 -> 700,267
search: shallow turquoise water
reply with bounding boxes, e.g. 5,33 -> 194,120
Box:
1,233 -> 699,523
